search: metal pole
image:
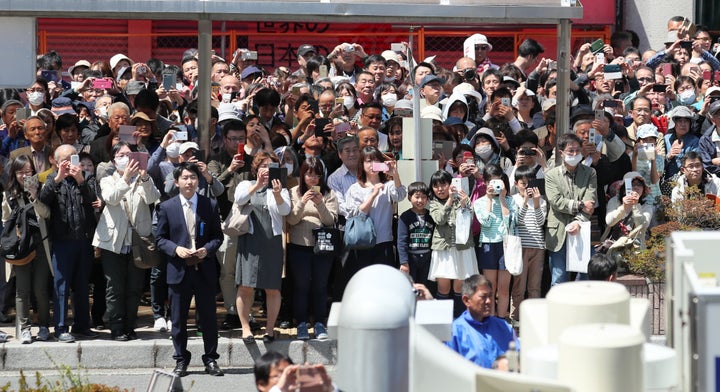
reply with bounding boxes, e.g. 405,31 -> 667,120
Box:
555,18 -> 571,166
198,17 -> 212,154
220,21 -> 226,59
409,27 -> 421,182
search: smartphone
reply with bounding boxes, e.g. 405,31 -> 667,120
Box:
703,70 -> 712,81
372,162 -> 389,172
661,63 -> 673,76
624,178 -> 634,195
242,51 -> 258,61
391,43 -> 407,53
23,175 -> 38,192
652,84 -> 666,93
432,141 -> 454,160
451,177 -> 469,196
501,97 -> 511,107
603,64 -> 622,80
679,40 -> 693,51
319,65 -> 328,78
163,74 -> 174,90
335,122 -> 351,135
603,99 -> 617,108
118,125 -> 136,144
14,108 -> 29,121
549,60 -> 557,70
335,97 -> 345,107
93,78 -> 113,89
595,53 -> 605,64
528,178 -> 546,195
594,110 -> 604,121
268,165 -> 288,187
70,154 -> 80,166
590,39 -> 605,54
312,185 -> 321,193
174,131 -> 188,141
314,118 -> 331,137
462,151 -> 474,164
40,70 -> 58,83
211,84 -> 220,97
291,86 -> 301,96
714,71 -> 720,82
193,149 -> 206,162
588,128 -> 597,144
237,143 -> 245,156
295,366 -> 325,392
129,151 -> 149,171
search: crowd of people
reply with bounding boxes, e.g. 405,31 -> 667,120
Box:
0,13 -> 718,377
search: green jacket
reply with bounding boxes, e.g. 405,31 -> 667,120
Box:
544,163 -> 597,252
428,198 -> 475,251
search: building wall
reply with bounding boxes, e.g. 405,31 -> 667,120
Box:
624,0 -> 694,52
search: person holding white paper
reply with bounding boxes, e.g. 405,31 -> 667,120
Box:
544,134 -> 597,286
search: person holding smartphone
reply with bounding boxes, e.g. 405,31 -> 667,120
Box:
286,157 -> 338,341
92,141 -> 160,341
341,147 -> 406,296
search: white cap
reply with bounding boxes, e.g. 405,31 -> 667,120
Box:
179,142 -> 199,154
109,54 -> 133,70
420,105 -> 444,122
166,142 -> 181,158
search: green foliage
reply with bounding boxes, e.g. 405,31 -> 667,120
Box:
624,187 -> 720,282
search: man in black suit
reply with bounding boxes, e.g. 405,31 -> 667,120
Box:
155,162 -> 224,377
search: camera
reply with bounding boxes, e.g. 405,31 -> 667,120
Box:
344,44 -> 355,53
137,65 -> 147,75
489,179 -> 503,194
462,68 -> 477,81
519,148 -> 536,156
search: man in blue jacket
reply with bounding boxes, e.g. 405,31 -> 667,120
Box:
698,101 -> 720,175
155,162 -> 224,377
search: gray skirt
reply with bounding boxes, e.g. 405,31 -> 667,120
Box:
235,202 -> 283,289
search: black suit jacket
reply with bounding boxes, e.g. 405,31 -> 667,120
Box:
155,193 -> 223,285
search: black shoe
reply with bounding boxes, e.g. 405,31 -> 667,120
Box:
111,332 -> 129,342
73,328 -> 99,339
173,362 -> 188,377
278,320 -> 291,329
204,360 -> 224,376
262,334 -> 275,343
221,314 -> 240,330
243,335 -> 256,344
126,331 -> 139,340
0,312 -> 11,323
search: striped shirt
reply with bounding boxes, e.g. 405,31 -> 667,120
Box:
474,195 -> 515,244
328,164 -> 357,217
511,194 -> 547,249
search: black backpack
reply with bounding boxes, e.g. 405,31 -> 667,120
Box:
0,201 -> 39,265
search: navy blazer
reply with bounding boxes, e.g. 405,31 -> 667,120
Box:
155,193 -> 223,285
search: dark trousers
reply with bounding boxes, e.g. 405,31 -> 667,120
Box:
287,244 -> 333,324
150,263 -> 169,319
52,239 -> 92,333
407,252 -> 436,297
169,268 -> 219,366
15,243 -> 51,331
90,258 -> 106,327
339,241 -> 396,299
101,249 -> 144,335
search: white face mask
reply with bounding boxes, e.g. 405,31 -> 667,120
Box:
564,153 -> 583,167
381,93 -> 398,107
96,106 -> 108,120
384,76 -> 396,83
222,93 -> 232,103
678,89 -> 696,105
474,145 -> 493,160
343,96 -> 355,110
284,163 -> 294,174
27,92 -> 44,106
115,156 -> 129,171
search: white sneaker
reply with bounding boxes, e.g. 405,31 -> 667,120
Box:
166,320 -> 172,331
154,317 -> 168,332
20,329 -> 32,344
37,327 -> 50,341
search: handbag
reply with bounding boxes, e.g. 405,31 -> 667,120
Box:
344,212 -> 376,250
222,202 -> 253,236
123,180 -> 162,269
455,206 -> 472,245
502,216 -> 523,276
313,226 -> 343,256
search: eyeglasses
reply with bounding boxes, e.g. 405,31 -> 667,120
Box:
684,163 -> 703,170
697,36 -> 712,41
475,45 -> 489,51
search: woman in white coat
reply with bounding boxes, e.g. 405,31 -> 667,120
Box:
92,141 -> 160,341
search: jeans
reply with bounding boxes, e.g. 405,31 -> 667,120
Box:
52,239 -> 92,333
549,241 -> 588,287
150,263 -> 168,319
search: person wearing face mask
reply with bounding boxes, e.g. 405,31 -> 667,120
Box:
92,141 -> 160,341
674,76 -> 698,107
467,128 -> 512,175
373,83 -> 398,122
26,78 -> 50,114
664,105 -> 700,183
544,133 -> 597,287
